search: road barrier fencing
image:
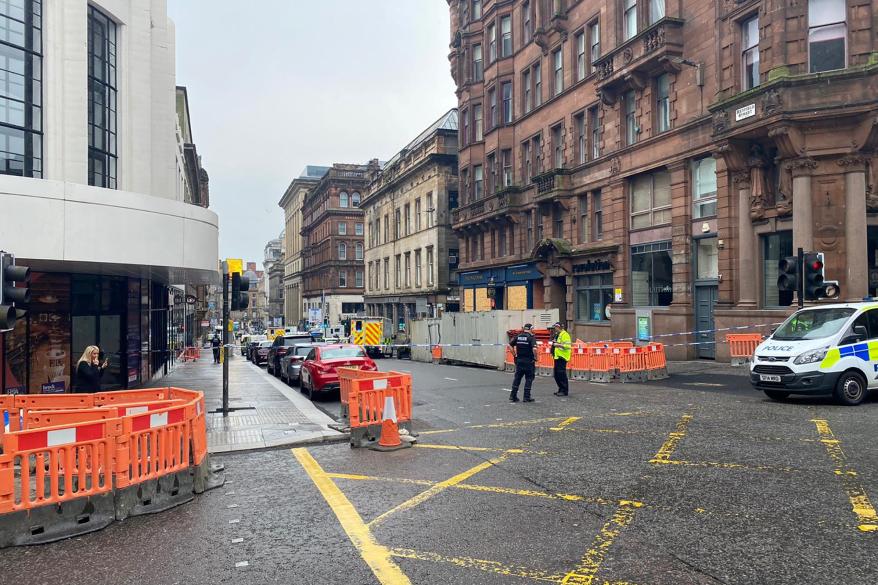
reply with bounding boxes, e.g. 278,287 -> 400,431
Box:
0,387 -> 224,548
338,368 -> 415,448
726,333 -> 765,366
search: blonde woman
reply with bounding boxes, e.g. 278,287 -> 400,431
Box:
74,345 -> 107,393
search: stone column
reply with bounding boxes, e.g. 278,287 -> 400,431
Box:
839,156 -> 869,301
788,158 -> 817,252
734,171 -> 757,308
668,161 -> 691,306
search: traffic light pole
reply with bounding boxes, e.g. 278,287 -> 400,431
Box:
797,247 -> 804,310
222,266 -> 230,417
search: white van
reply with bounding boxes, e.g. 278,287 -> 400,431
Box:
750,302 -> 878,405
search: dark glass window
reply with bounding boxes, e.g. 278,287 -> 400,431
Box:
88,5 -> 118,188
632,241 -> 673,306
0,0 -> 41,177
576,273 -> 613,321
808,0 -> 846,73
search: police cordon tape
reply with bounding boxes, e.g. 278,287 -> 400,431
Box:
222,322 -> 781,350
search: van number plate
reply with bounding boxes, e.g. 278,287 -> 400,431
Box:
759,374 -> 782,382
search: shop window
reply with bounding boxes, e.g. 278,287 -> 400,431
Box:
692,157 -> 717,218
576,273 -> 613,321
630,170 -> 670,228
631,241 -> 673,306
763,231 -> 793,307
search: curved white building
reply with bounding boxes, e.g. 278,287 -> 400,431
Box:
0,0 -> 219,393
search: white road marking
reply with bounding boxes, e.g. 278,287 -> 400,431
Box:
502,388 -> 512,392
444,377 -> 458,381
229,519 -> 240,524
235,561 -> 249,568
683,382 -> 724,387
231,538 -> 244,544
227,504 -> 239,509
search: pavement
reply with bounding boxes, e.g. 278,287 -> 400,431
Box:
147,349 -> 343,452
3,358 -> 877,584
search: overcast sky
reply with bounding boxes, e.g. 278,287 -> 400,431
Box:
167,1 -> 457,269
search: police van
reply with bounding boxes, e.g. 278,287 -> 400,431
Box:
750,302 -> 878,405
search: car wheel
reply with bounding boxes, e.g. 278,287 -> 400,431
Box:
292,373 -> 300,387
764,390 -> 790,401
305,376 -> 313,399
834,371 -> 867,406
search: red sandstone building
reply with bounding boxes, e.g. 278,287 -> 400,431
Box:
301,163 -> 372,328
447,0 -> 878,360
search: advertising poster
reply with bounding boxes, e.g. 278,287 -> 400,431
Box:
28,273 -> 72,394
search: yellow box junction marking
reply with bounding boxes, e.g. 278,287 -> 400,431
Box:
368,453 -> 510,528
811,419 -> 878,533
419,417 -> 569,435
561,501 -> 644,585
292,448 -> 412,585
550,416 -> 582,431
389,547 -> 566,583
649,413 -> 693,464
413,443 -> 546,455
326,472 -> 618,506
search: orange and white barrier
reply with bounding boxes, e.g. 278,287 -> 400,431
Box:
338,368 -> 415,448
0,387 -> 222,548
726,333 -> 763,366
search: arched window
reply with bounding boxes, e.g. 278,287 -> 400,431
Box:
339,191 -> 349,207
355,242 -> 364,260
352,192 -> 361,207
338,242 -> 347,260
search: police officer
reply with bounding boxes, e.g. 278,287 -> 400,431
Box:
509,323 -> 537,403
551,321 -> 572,396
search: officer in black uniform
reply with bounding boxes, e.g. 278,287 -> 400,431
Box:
509,323 -> 537,403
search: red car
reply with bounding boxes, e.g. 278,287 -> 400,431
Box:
299,344 -> 377,398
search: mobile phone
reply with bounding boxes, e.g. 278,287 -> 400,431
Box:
98,351 -> 106,362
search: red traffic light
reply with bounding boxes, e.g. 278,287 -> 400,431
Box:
809,260 -> 823,271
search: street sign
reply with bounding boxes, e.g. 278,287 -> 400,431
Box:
185,294 -> 197,305
227,258 -> 243,275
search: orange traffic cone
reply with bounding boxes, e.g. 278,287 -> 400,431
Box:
371,395 -> 410,451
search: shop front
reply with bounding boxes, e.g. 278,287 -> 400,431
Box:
460,263 -> 543,312
1,273 -> 182,394
571,256 -> 617,342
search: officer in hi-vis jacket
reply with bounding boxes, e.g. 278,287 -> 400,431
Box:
509,323 -> 537,403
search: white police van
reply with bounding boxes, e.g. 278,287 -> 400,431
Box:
750,302 -> 878,405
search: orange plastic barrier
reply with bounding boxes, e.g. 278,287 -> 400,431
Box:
504,346 -> 515,372
569,343 -> 590,380
181,347 -> 201,362
589,347 -> 614,382
431,345 -> 443,362
348,384 -> 412,430
536,344 -> 554,376
727,333 -> 763,360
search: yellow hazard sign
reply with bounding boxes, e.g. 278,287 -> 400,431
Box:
352,320 -> 382,346
226,258 -> 243,275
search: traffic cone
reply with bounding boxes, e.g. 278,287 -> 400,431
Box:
370,395 -> 410,451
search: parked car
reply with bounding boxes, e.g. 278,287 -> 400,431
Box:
253,340 -> 273,366
245,340 -> 261,361
267,333 -> 312,376
242,335 -> 266,358
279,342 -> 321,385
299,344 -> 377,399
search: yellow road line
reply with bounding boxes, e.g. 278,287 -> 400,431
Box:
389,547 -> 566,583
649,413 -> 693,464
650,459 -> 798,473
550,416 -> 582,431
291,448 -> 412,584
419,417 -> 568,435
811,419 -> 878,533
561,501 -> 643,584
326,472 -> 617,505
413,443 -> 546,455
368,454 -> 509,528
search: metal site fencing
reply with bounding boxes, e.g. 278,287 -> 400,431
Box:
0,387 -> 224,548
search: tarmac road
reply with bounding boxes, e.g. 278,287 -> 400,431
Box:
2,358 -> 877,585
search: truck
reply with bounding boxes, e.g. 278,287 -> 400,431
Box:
350,317 -> 392,358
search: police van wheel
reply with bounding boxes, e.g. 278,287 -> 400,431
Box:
834,371 -> 867,406
764,390 -> 789,401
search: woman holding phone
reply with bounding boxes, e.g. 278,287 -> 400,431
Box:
74,345 -> 108,393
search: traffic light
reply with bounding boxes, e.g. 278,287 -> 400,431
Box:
231,271 -> 250,311
777,256 -> 799,293
0,251 -> 30,331
803,252 -> 840,301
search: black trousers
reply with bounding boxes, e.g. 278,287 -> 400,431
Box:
213,347 -> 220,363
553,358 -> 569,394
511,361 -> 535,400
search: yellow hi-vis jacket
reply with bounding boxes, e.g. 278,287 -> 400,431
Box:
553,329 -> 572,361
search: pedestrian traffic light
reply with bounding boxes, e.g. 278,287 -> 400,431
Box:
231,271 -> 250,311
0,251 -> 30,331
803,252 -> 840,301
777,256 -> 799,293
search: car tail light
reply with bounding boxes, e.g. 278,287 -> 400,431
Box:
315,363 -> 334,374
277,348 -> 288,356
362,361 -> 377,371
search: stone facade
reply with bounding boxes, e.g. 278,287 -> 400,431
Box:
301,163 -> 372,328
279,166 -> 328,328
263,235 -> 284,326
448,0 -> 878,360
362,109 -> 461,331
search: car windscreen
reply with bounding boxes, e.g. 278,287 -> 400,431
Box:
259,341 -> 273,347
320,347 -> 366,359
283,336 -> 311,346
294,346 -> 314,356
772,308 -> 856,341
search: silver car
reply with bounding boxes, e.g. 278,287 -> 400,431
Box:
280,343 -> 322,385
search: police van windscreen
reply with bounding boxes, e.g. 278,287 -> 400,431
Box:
772,308 -> 856,341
